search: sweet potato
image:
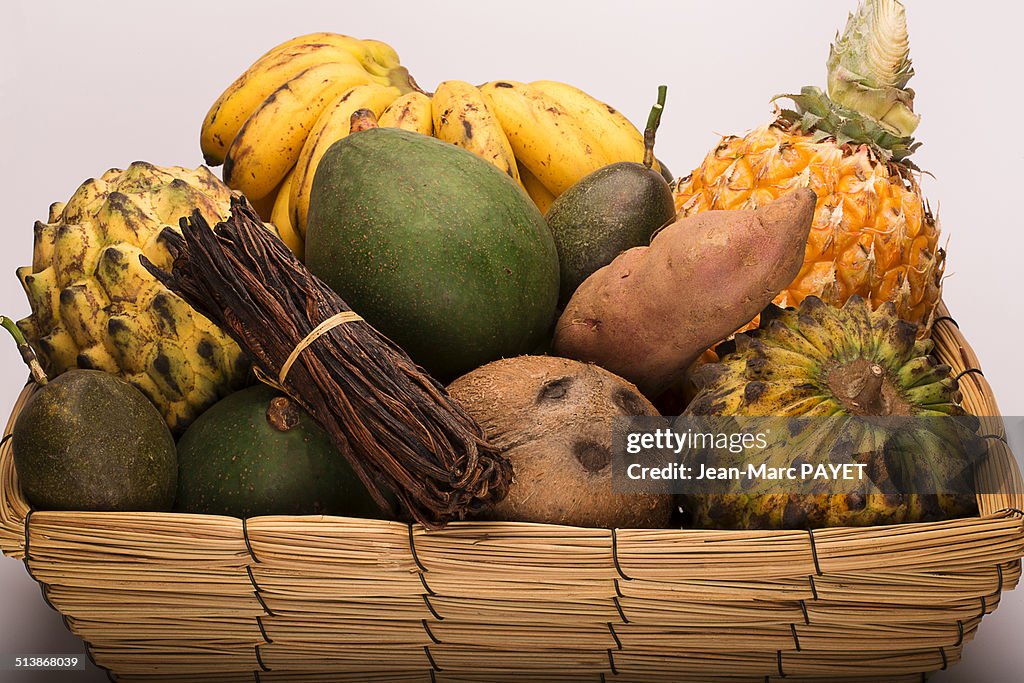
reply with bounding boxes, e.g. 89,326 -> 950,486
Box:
552,188 -> 815,397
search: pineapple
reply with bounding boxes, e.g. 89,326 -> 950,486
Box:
673,0 -> 943,327
17,162 -> 262,434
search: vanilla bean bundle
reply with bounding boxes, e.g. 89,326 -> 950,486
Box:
143,199 -> 511,528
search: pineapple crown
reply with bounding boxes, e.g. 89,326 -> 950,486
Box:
774,0 -> 920,162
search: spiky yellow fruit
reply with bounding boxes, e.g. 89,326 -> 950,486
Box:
673,0 -> 943,326
17,163 -> 256,434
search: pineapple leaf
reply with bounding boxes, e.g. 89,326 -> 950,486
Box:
827,0 -> 919,138
773,87 -> 918,162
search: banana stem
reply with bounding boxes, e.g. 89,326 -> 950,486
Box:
643,85 -> 667,169
1,316 -> 48,385
350,108 -> 379,133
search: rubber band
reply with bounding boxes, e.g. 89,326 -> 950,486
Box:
277,311 -> 364,386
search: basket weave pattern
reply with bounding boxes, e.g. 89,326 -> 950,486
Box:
1,303 -> 1022,683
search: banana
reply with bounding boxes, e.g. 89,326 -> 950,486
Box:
222,61 -> 378,202
290,83 -> 403,233
264,33 -> 404,78
517,161 -> 556,215
432,80 -> 520,183
200,44 -> 380,166
378,91 -> 434,135
359,39 -> 403,74
530,79 -> 661,173
480,80 -> 611,196
270,167 -> 305,258
247,185 -> 278,221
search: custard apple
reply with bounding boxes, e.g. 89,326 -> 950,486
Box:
17,162 -> 262,434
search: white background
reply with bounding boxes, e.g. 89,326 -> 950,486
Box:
0,1 -> 1022,681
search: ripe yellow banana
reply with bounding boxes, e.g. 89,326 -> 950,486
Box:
200,44 -> 380,166
267,33 -> 406,81
530,79 -> 660,173
480,80 -> 611,196
270,167 -> 305,258
359,39 -> 402,73
432,80 -> 520,183
517,162 -> 556,215
248,32 -> 400,72
223,61 -> 378,202
290,83 -> 402,234
247,185 -> 279,221
378,91 -> 434,136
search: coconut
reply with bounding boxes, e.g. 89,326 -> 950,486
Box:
448,356 -> 672,528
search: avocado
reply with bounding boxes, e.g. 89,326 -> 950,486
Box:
175,384 -> 385,518
656,158 -> 674,184
545,161 -> 676,306
305,127 -> 559,381
12,369 -> 176,511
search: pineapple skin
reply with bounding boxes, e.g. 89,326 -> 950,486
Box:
17,162 -> 251,435
672,119 -> 944,327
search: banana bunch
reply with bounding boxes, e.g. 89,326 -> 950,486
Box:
430,79 -> 657,216
200,32 -> 415,255
201,34 -> 659,255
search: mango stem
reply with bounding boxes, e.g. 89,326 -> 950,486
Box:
643,85 -> 667,169
1,316 -> 48,385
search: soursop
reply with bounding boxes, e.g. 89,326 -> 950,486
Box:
681,295 -> 981,530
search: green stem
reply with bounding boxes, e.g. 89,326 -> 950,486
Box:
1,316 -> 47,386
642,85 -> 667,169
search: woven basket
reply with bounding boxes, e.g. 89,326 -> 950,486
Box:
1,301 -> 1022,683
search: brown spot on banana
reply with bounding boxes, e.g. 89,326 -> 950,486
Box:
349,109 -> 378,133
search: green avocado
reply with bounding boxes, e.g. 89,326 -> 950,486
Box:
305,127 -> 560,381
546,161 -> 676,307
656,158 -> 674,184
175,384 -> 384,518
12,369 -> 177,511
